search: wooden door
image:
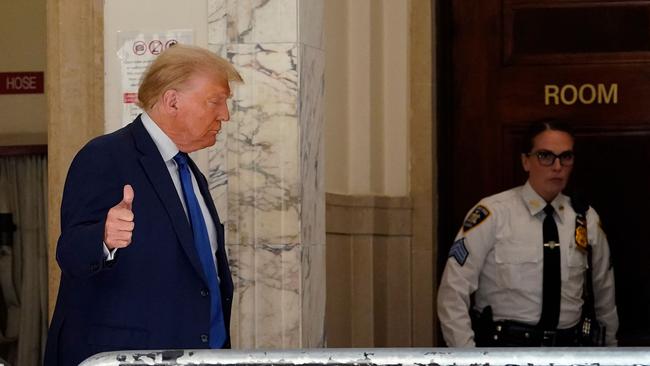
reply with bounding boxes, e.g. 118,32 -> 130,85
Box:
438,0 -> 650,345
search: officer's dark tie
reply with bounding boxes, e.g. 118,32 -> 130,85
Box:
174,152 -> 226,348
538,204 -> 561,330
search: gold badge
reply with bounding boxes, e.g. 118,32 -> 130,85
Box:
575,226 -> 588,251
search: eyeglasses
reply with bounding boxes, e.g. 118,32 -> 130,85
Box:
526,150 -> 575,167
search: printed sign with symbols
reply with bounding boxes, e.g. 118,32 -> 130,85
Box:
117,30 -> 193,125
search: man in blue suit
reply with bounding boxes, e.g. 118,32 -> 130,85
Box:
45,44 -> 243,366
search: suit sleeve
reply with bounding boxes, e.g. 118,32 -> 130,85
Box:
437,202 -> 497,347
56,139 -> 124,279
588,208 -> 618,346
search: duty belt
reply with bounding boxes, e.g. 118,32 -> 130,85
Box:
491,320 -> 580,347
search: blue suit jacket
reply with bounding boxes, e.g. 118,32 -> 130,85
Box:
44,117 -> 234,366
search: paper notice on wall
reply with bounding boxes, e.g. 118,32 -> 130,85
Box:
117,30 -> 193,126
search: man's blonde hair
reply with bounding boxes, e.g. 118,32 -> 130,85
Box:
137,44 -> 243,111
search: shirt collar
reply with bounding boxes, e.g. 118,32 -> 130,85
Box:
140,112 -> 179,162
521,181 -> 568,223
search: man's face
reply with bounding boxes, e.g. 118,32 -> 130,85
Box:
171,72 -> 231,152
521,130 -> 574,202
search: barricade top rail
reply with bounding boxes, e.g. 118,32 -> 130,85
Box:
80,347 -> 650,366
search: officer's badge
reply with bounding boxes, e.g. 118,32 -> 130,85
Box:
449,237 -> 469,266
463,205 -> 490,232
575,226 -> 588,250
575,214 -> 588,251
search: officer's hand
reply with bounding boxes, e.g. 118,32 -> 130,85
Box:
104,185 -> 135,249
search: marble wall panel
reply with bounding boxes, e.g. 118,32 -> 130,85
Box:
300,44 -> 325,248
208,0 -> 325,348
209,0 -> 297,44
301,243 -> 326,346
228,243 -> 302,348
209,42 -> 302,246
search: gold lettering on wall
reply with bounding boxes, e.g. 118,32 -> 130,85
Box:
544,83 -> 618,105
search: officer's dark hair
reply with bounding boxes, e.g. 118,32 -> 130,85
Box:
522,119 -> 575,153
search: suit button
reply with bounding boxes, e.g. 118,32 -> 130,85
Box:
201,289 -> 209,297
90,263 -> 99,271
201,334 -> 209,343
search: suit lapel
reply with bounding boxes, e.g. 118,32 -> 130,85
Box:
130,117 -> 207,283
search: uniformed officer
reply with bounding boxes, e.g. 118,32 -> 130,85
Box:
437,120 -> 618,347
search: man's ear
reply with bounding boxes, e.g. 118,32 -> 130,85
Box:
160,89 -> 179,115
521,153 -> 530,172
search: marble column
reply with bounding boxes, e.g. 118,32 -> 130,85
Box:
207,0 -> 325,348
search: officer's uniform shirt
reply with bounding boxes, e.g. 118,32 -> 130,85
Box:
437,181 -> 618,347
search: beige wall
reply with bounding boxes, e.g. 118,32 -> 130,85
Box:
324,0 -> 436,347
325,0 -> 409,197
326,194 -> 414,347
0,0 -> 47,145
324,0 -> 349,194
409,0 -> 437,346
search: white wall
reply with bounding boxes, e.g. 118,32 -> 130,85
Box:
0,0 -> 46,145
104,0 -> 209,166
324,0 -> 409,196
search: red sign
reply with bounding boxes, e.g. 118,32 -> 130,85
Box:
0,72 -> 44,94
123,92 -> 138,103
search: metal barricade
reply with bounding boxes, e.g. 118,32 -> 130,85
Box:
81,347 -> 650,366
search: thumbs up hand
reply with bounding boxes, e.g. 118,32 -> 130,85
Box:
104,185 -> 135,249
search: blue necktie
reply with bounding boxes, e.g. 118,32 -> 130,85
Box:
173,152 -> 226,348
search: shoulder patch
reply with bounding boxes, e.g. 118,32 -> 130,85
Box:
449,237 -> 469,266
463,205 -> 491,232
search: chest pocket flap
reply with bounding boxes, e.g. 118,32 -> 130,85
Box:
494,241 -> 541,290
